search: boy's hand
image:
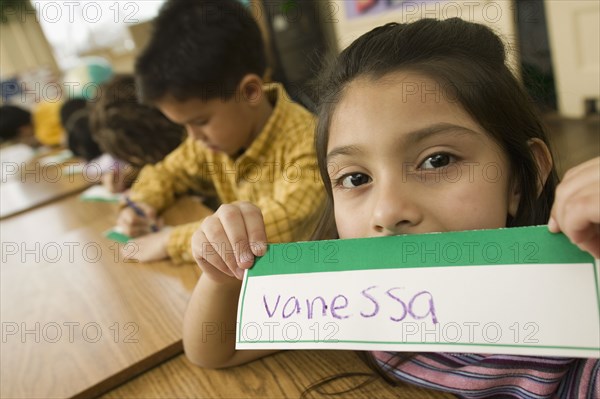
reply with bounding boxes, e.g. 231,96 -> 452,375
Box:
117,202 -> 160,237
123,227 -> 172,262
549,156 -> 600,258
102,171 -> 128,193
191,202 -> 268,283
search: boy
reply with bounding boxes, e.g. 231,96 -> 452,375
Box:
117,0 -> 324,263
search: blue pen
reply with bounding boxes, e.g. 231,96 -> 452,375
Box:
125,196 -> 159,232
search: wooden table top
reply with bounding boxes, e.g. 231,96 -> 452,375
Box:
0,146 -> 94,219
1,194 -> 450,399
0,171 -> 93,219
0,195 -> 208,398
101,351 -> 453,399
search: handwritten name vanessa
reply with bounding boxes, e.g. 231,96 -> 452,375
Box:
262,286 -> 438,324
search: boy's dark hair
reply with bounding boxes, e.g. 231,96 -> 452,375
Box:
0,105 -> 32,142
60,99 -> 103,161
60,98 -> 88,127
66,114 -> 103,162
135,0 -> 267,104
90,74 -> 185,168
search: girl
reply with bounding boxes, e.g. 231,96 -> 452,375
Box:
185,18 -> 599,398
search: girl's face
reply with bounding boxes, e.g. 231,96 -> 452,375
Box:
327,71 -> 520,239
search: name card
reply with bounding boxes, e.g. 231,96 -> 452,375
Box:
236,226 -> 600,358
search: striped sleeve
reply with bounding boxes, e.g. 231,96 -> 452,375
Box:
557,358 -> 599,399
372,352 -> 599,398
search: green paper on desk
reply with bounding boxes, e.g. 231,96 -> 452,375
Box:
80,185 -> 123,203
103,227 -> 131,244
37,149 -> 74,165
236,226 -> 600,358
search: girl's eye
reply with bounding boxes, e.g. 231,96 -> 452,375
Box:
421,153 -> 453,170
339,173 -> 371,188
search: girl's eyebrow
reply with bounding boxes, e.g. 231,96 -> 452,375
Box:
327,123 -> 480,162
326,144 -> 363,163
403,123 -> 480,145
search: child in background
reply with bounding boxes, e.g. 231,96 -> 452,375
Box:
89,74 -> 185,193
0,105 -> 38,147
185,19 -> 599,398
61,98 -> 103,162
0,101 -> 64,148
32,100 -> 64,147
116,0 -> 324,263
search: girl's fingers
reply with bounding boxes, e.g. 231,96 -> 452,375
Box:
549,157 -> 600,234
561,157 -> 599,182
578,237 -> 600,259
218,203 -> 268,270
551,184 -> 595,234
238,202 -> 268,258
216,205 -> 252,269
191,229 -> 235,279
549,157 -> 600,259
555,190 -> 600,243
554,167 -> 598,213
191,202 -> 269,281
201,214 -> 243,279
220,203 -> 267,268
240,203 -> 267,256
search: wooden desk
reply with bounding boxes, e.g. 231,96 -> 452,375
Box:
0,171 -> 93,219
0,143 -> 37,166
102,351 -> 453,399
0,147 -> 93,219
0,196 -> 209,398
1,195 -> 449,398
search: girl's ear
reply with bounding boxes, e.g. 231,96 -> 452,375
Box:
528,138 -> 554,195
238,74 -> 264,106
508,138 -> 553,217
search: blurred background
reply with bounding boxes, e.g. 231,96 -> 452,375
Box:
1,0 -> 598,175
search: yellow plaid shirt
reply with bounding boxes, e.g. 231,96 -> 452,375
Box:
130,84 -> 324,263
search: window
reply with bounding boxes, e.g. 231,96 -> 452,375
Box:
33,1 -> 165,70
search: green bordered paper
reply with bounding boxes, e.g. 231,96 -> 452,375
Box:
236,226 -> 600,358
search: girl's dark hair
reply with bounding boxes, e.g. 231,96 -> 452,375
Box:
135,0 -> 267,104
90,74 -> 185,168
313,18 -> 558,240
309,18 -> 560,390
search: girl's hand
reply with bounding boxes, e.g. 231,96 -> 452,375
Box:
191,202 -> 268,283
549,157 -> 600,258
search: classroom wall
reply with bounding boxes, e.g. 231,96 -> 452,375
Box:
330,0 -> 517,68
328,0 -> 600,118
2,1 -> 598,118
0,13 -> 59,80
546,0 -> 600,118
